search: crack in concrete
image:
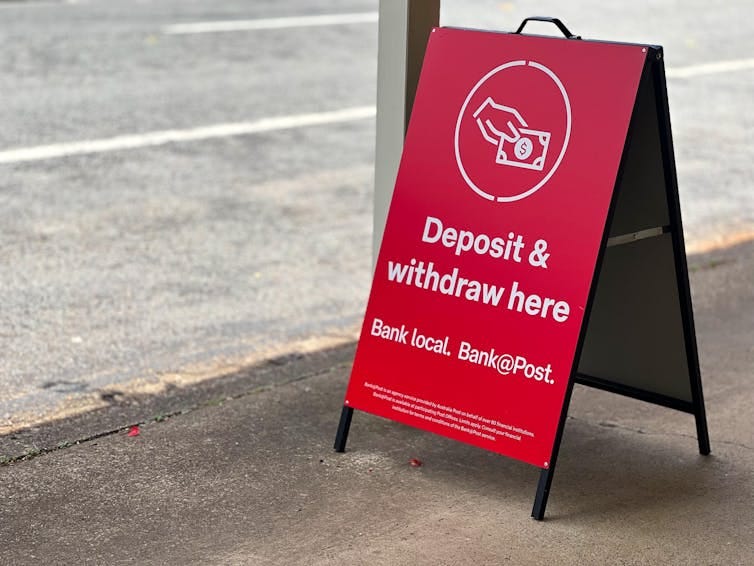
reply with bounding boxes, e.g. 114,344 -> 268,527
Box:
0,362 -> 347,467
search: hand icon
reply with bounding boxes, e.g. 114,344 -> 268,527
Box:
470,97 -> 551,172
473,97 -> 528,145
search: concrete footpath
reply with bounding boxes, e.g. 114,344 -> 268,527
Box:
1,242 -> 752,565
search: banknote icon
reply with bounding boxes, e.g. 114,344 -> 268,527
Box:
473,97 -> 551,172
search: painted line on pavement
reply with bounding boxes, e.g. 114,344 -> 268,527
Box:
163,12 -> 378,35
2,54 -> 751,165
666,57 -> 754,78
0,106 -> 376,164
161,10 -> 754,82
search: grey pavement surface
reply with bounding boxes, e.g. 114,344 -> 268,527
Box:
1,0 -> 379,424
0,241 -> 752,565
2,0 -> 754,432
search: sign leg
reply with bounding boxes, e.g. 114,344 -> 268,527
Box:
531,467 -> 555,520
531,372 -> 576,520
334,406 -> 354,453
694,405 -> 711,455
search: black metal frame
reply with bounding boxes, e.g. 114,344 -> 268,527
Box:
530,50 -> 653,520
531,47 -> 710,519
334,28 -> 710,522
651,53 -> 711,456
575,373 -> 694,413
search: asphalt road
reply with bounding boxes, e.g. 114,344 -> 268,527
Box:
1,0 -> 752,428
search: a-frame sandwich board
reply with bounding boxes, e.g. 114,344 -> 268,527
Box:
334,21 -> 710,521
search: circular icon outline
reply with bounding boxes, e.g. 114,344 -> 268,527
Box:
454,60 -> 572,203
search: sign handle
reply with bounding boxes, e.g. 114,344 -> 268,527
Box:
513,17 -> 581,40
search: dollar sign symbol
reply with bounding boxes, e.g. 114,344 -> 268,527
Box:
513,137 -> 534,161
518,139 -> 530,157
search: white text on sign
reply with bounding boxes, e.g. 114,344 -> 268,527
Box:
384,215 -> 571,322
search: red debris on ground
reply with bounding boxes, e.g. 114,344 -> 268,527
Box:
408,458 -> 422,467
127,425 -> 140,437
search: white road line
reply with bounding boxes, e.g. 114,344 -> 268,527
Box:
163,12 -> 378,35
666,57 -> 754,78
0,1 -> 70,8
3,52 -> 750,166
0,106 -> 376,165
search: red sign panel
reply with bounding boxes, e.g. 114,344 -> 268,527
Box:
344,28 -> 647,467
